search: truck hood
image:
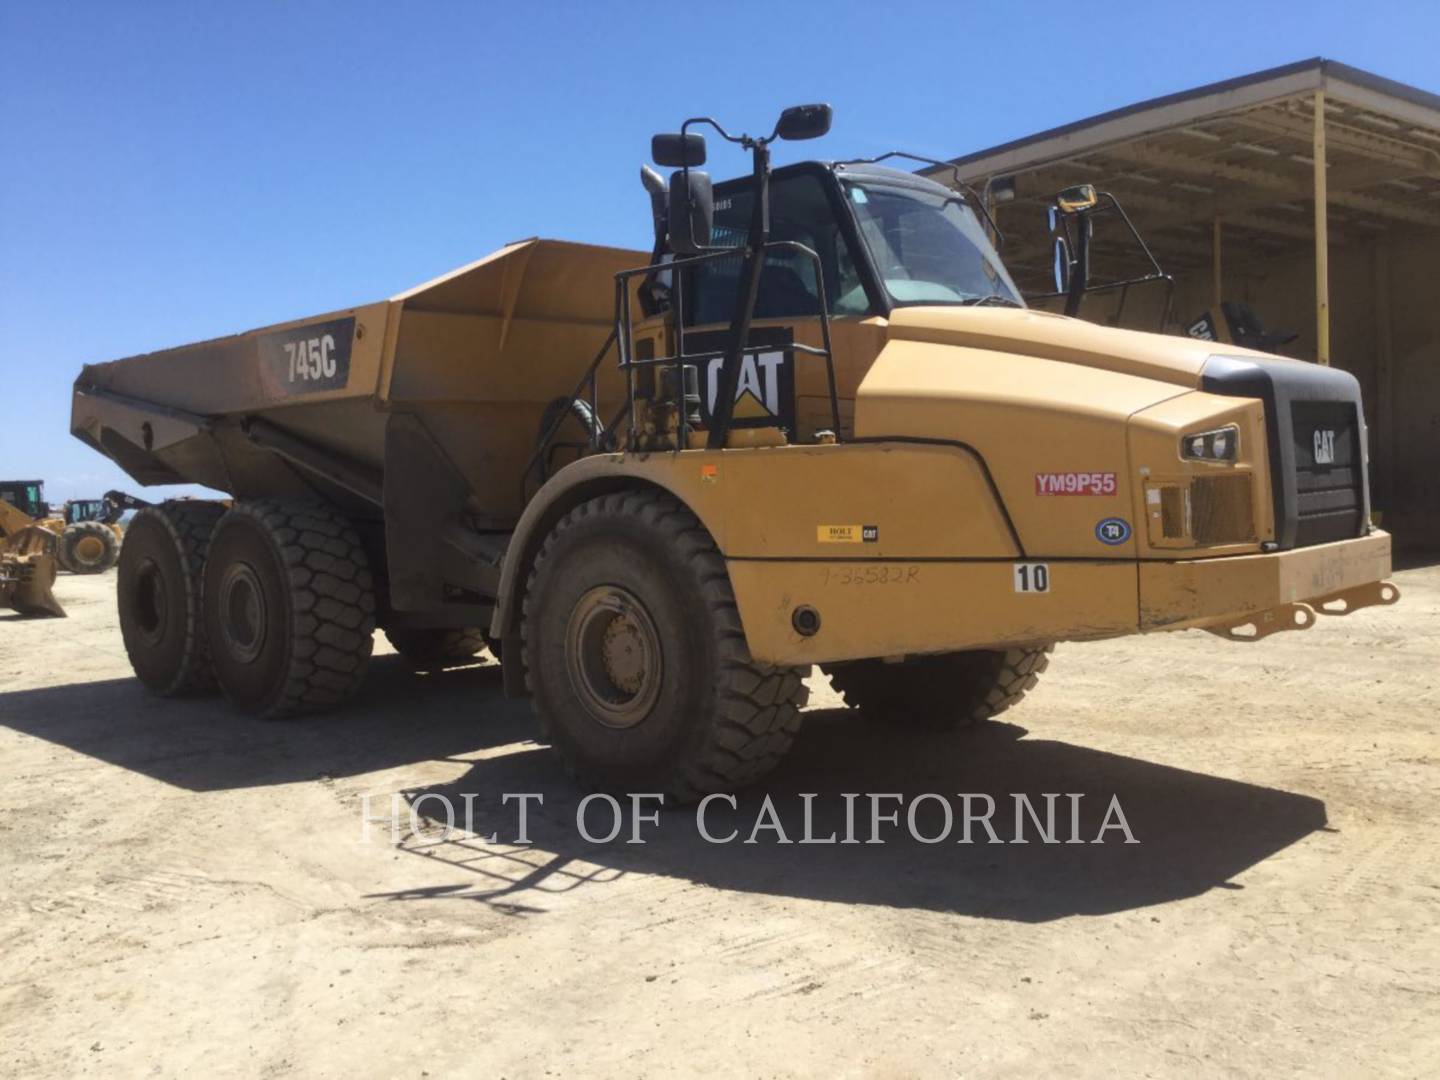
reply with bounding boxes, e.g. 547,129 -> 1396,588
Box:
884,305 -> 1273,388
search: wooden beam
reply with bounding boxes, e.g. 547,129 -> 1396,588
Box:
1373,240 -> 1394,510
1234,105 -> 1440,175
1098,138 -> 1440,229
1212,218 -> 1223,309
1315,89 -> 1331,366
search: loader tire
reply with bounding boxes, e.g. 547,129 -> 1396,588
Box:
61,520 -> 119,574
203,500 -> 375,718
522,490 -> 808,803
823,646 -> 1053,729
117,502 -> 226,695
384,626 -> 492,667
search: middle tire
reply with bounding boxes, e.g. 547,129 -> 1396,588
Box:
823,645 -> 1053,728
384,626 -> 493,667
203,500 -> 375,718
522,489 -> 808,803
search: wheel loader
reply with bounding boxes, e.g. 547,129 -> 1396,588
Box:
70,104 -> 1397,800
0,480 -> 140,575
55,489 -> 151,573
0,490 -> 65,618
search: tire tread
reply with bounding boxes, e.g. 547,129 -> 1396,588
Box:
216,500 -> 374,717
520,489 -> 808,802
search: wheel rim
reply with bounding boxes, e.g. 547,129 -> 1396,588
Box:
565,584 -> 663,729
75,534 -> 105,565
218,561 -> 268,665
134,557 -> 168,645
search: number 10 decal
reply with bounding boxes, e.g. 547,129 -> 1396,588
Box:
1013,563 -> 1050,593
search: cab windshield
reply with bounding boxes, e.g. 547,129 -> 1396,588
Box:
842,178 -> 1022,308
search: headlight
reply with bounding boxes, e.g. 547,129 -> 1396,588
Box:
1180,425 -> 1238,462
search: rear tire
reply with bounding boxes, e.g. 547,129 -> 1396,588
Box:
384,626 -> 492,668
203,500 -> 375,718
522,490 -> 807,803
117,502 -> 226,695
61,520 -> 119,574
823,646 -> 1053,728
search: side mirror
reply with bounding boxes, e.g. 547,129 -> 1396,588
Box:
667,169 -> 713,255
652,132 -> 706,168
776,103 -> 832,141
1055,183 -> 1098,213
1052,235 -> 1072,294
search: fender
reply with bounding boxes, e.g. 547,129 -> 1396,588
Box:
490,442 -> 1021,695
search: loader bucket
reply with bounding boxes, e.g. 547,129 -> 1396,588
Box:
1,525 -> 66,617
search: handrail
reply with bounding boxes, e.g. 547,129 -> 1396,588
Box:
520,328 -> 618,502
612,239 -> 840,451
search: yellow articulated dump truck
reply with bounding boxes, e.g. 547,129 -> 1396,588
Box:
71,105 -> 1397,799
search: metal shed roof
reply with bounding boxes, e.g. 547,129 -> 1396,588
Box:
927,59 -> 1440,306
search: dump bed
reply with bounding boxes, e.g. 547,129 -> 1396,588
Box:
72,238 -> 644,521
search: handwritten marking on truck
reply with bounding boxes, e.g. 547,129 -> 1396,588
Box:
258,316 -> 355,396
1013,562 -> 1051,593
821,565 -> 918,586
1035,471 -> 1118,495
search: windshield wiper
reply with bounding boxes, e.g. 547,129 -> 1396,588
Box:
960,294 -> 1023,308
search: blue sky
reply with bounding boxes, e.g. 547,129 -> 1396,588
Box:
3,0 -> 1438,501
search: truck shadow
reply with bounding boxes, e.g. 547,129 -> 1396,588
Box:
0,656 -> 527,791
376,713 -> 1327,922
0,662 -> 1327,922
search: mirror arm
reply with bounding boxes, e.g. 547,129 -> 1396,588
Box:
1064,212 -> 1090,317
682,116 -> 746,146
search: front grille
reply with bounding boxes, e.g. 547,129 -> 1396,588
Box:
1291,401 -> 1364,545
1202,355 -> 1370,550
1160,486 -> 1187,538
1192,474 -> 1256,544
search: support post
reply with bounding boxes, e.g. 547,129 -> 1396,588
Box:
1211,216 -> 1223,313
1313,89 -> 1331,366
1373,241 -> 1394,514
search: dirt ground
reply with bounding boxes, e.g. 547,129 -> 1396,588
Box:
1,562 -> 1436,1078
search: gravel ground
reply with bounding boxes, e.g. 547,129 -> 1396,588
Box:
1,562 -> 1436,1078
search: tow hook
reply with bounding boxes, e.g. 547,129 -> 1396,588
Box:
1202,580 -> 1401,643
1310,580 -> 1402,616
1204,603 -> 1316,642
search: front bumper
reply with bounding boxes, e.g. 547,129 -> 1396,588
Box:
1139,530 -> 1396,635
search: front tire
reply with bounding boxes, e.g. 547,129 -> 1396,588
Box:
522,490 -> 807,802
824,646 -> 1053,728
203,500 -> 375,718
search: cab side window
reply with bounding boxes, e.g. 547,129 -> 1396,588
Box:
687,173 -> 868,326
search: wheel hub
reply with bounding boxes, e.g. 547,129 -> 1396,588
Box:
75,534 -> 105,563
565,585 -> 662,729
134,557 -> 168,645
218,561 -> 268,665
